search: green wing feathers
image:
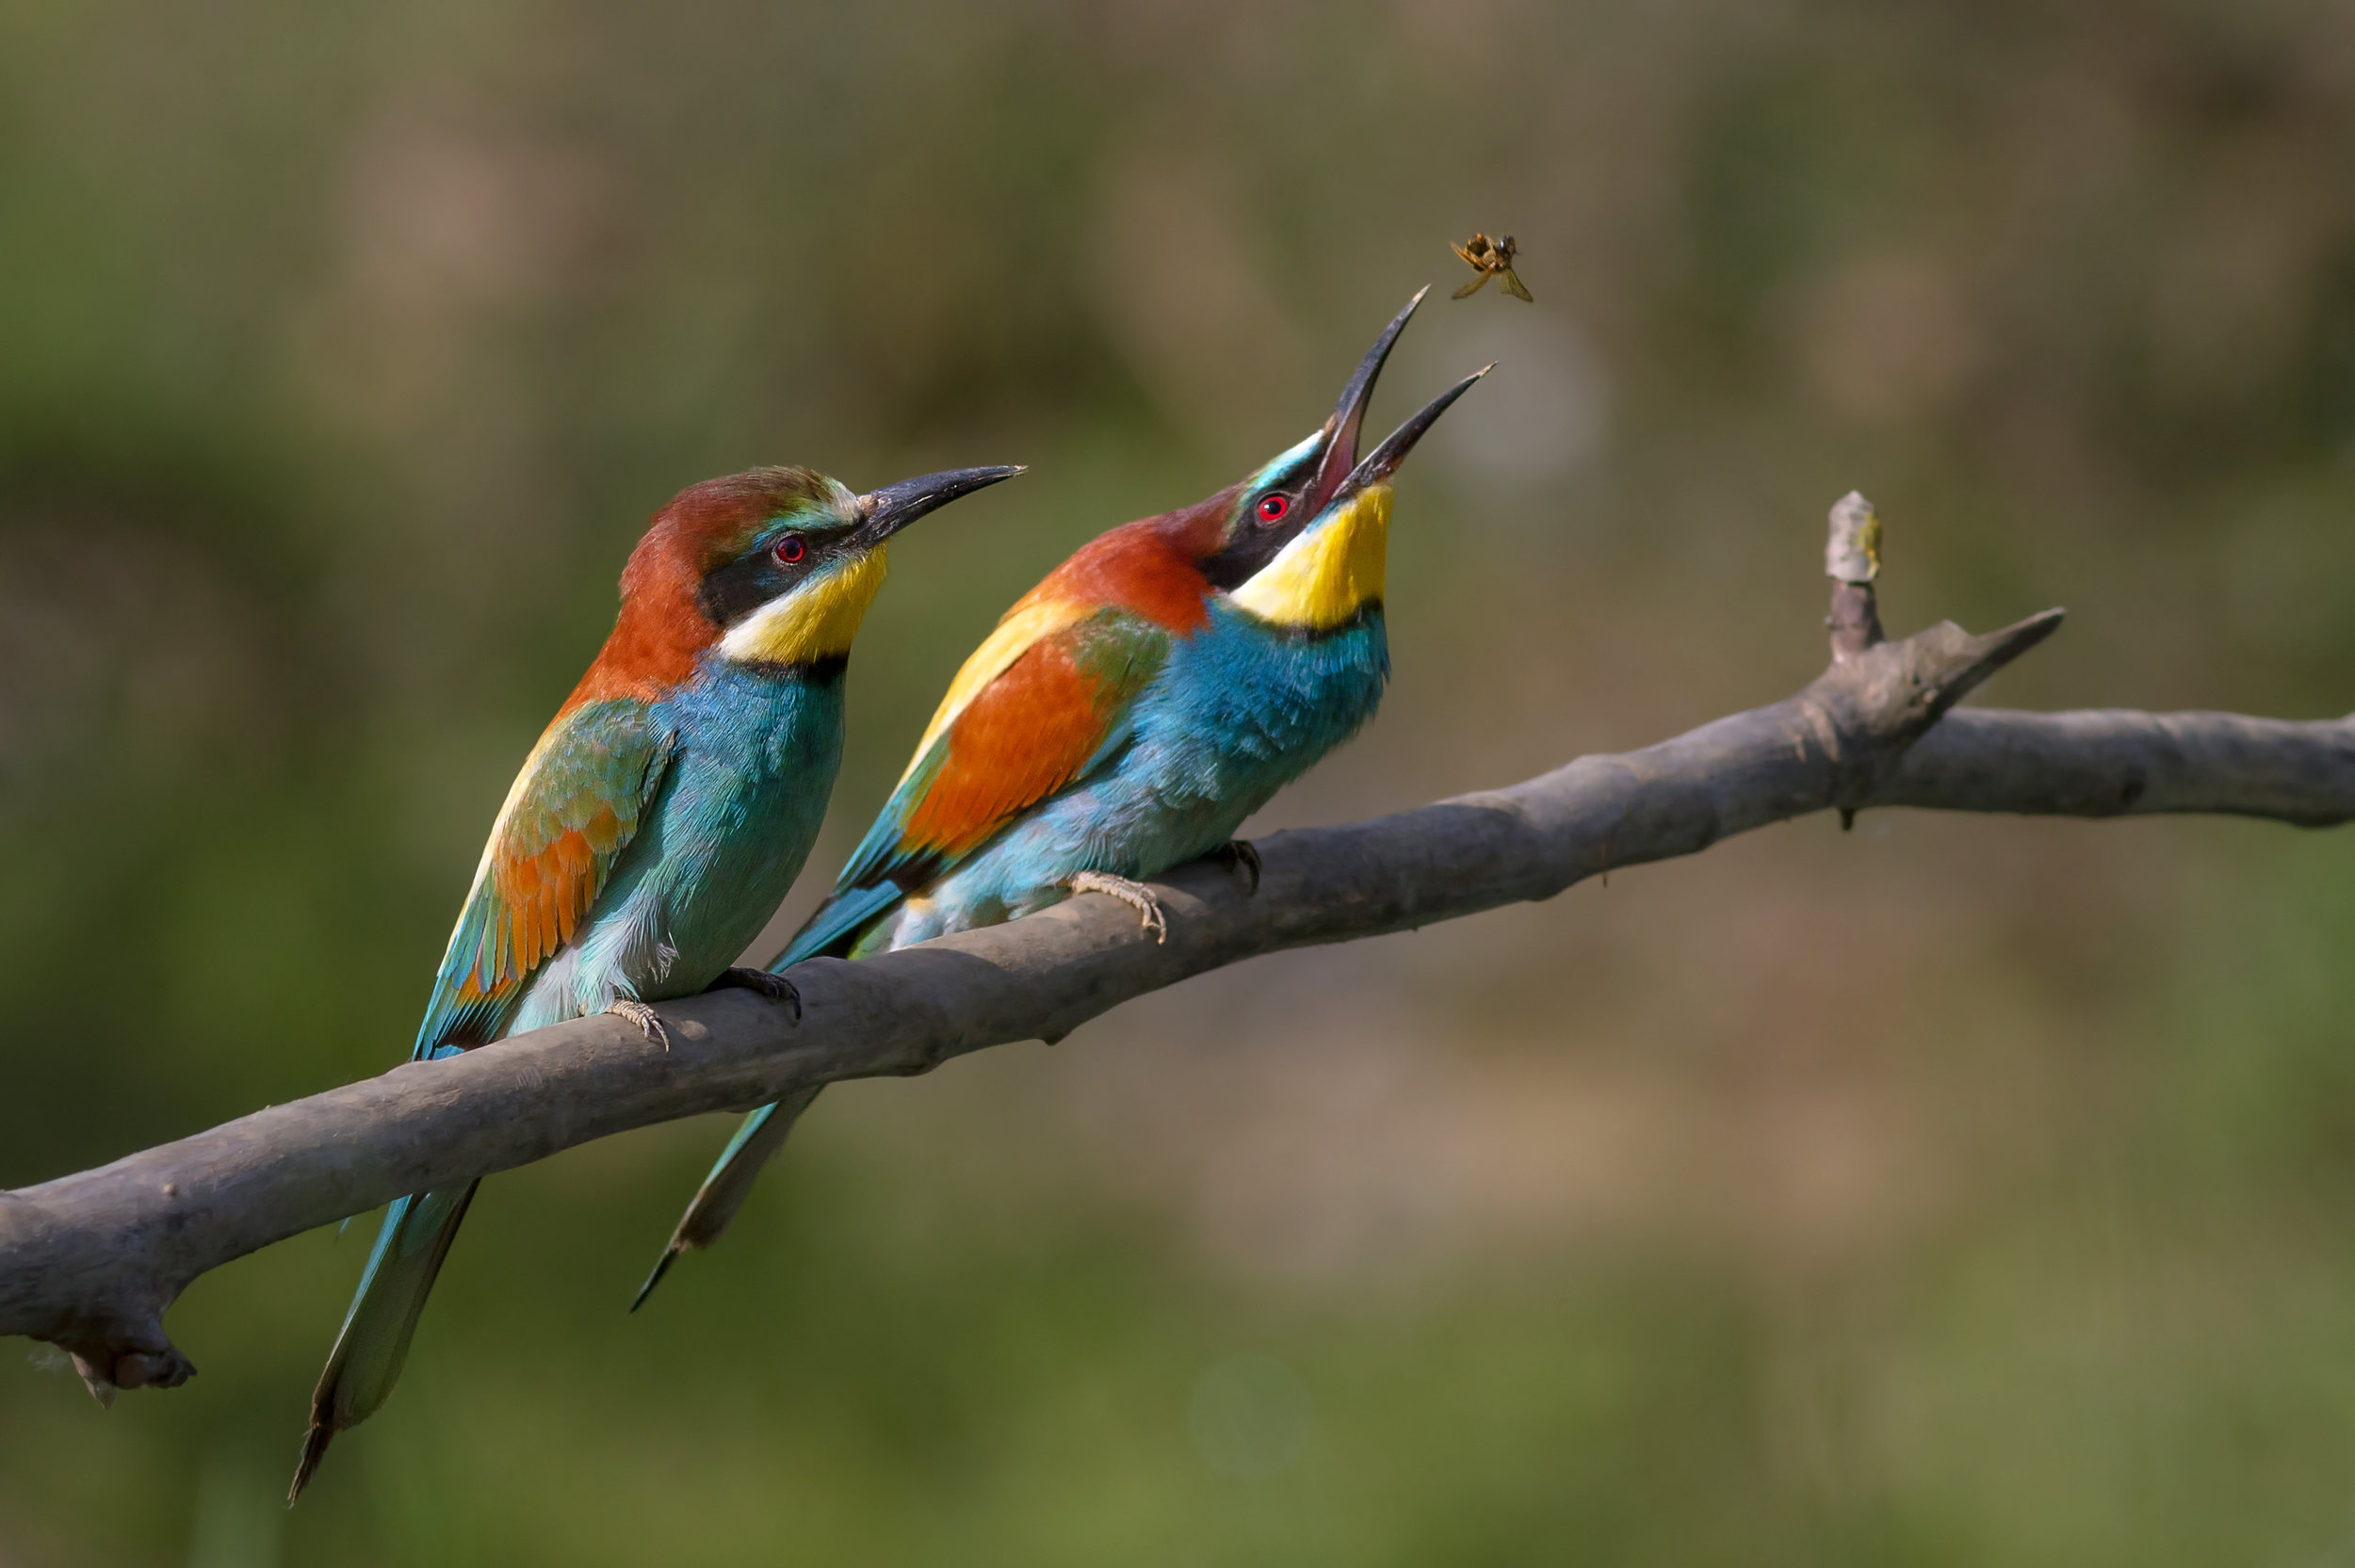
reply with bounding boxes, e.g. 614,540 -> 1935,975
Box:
414,700 -> 677,1054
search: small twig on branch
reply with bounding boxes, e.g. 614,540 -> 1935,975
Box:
4,493 -> 2350,1398
1824,489 -> 1886,661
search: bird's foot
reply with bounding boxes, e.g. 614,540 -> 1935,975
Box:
1069,871 -> 1167,944
707,966 -> 803,1024
607,998 -> 671,1051
1210,838 -> 1261,895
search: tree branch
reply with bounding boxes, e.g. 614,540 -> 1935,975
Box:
5,493 -> 2349,1400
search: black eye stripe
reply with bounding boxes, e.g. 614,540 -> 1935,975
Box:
1202,490 -> 1313,590
699,536 -> 822,626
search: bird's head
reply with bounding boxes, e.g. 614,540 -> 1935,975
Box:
613,463 -> 1022,681
1192,289 -> 1487,632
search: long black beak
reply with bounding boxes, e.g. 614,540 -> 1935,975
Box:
1341,364 -> 1493,492
854,464 -> 1024,545
1307,286 -> 1430,508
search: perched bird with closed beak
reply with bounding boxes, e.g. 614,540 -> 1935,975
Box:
289,460 -> 1020,1500
635,290 -> 1486,1306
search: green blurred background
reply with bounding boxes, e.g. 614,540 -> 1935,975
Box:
8,0 -> 2355,1562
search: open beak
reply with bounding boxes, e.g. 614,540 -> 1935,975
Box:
853,464 -> 1025,546
1304,286 -> 1429,510
1340,364 -> 1492,493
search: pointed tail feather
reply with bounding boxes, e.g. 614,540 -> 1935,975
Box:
289,1181 -> 480,1502
631,884 -> 901,1314
769,881 -> 904,973
631,1087 -> 821,1311
626,881 -> 903,1312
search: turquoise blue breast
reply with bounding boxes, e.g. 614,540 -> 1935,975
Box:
1121,599 -> 1390,832
642,659 -> 843,962
543,658 -> 843,1013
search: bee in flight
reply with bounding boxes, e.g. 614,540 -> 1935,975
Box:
1451,232 -> 1533,301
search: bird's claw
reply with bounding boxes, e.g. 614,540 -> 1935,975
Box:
607,998 -> 671,1051
1211,838 -> 1261,895
709,966 -> 803,1024
1070,871 -> 1167,944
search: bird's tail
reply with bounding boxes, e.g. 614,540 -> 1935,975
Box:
289,1181 -> 479,1502
774,881 -> 903,973
630,882 -> 905,1312
631,1089 -> 820,1310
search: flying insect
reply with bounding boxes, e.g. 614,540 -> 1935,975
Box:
1452,232 -> 1532,301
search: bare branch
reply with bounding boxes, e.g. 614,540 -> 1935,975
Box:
1881,708 -> 2355,824
4,495 -> 2349,1396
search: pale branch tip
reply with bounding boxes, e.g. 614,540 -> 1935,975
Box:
1825,490 -> 1882,585
3,495 -> 2349,1398
1824,493 -> 1888,657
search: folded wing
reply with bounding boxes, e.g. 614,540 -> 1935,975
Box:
415,697 -> 678,1053
783,606 -> 1172,962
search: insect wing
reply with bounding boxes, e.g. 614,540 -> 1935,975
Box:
1453,271 -> 1493,299
1501,266 -> 1534,302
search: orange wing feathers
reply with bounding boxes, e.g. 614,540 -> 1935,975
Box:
425,702 -> 676,1045
894,519 -> 1218,857
479,797 -> 626,987
901,630 -> 1131,859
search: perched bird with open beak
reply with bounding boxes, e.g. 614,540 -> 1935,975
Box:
636,290 -> 1487,1306
290,460 -> 1020,1499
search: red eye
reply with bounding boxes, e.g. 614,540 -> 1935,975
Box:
773,535 -> 806,564
1256,493 -> 1290,525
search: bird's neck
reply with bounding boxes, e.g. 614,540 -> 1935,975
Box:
561,577 -> 714,715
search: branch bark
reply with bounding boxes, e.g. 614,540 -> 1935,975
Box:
5,493 -> 2350,1398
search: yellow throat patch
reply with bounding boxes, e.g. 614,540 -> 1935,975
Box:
1228,483 -> 1391,632
719,547 -> 889,666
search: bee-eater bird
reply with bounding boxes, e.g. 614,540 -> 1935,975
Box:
634,291 -> 1486,1306
288,461 -> 1020,1500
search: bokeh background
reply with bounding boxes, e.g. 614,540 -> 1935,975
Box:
8,1 -> 2355,1562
